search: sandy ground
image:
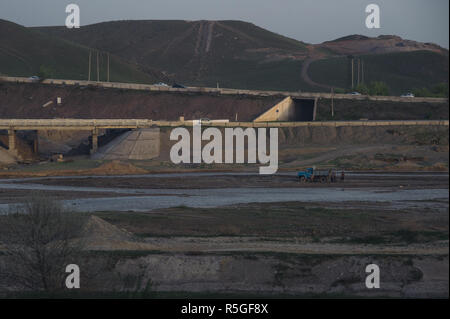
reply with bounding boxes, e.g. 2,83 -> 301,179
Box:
5,171 -> 449,190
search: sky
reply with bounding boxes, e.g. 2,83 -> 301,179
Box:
1,0 -> 448,48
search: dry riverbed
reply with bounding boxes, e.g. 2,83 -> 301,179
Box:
0,172 -> 448,297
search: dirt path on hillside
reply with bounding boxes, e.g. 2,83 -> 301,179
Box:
301,57 -> 334,90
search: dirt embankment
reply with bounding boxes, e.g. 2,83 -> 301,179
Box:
1,82 -> 448,121
156,125 -> 449,170
316,98 -> 449,121
0,123 -> 448,173
0,82 -> 280,121
110,253 -> 447,297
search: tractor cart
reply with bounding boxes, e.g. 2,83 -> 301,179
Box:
297,168 -> 339,183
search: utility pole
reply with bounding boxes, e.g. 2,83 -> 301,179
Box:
361,60 -> 364,84
351,58 -> 354,89
96,51 -> 100,82
88,51 -> 91,81
107,52 -> 110,82
357,58 -> 361,86
331,87 -> 334,118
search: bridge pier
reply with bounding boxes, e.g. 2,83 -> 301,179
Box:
8,128 -> 18,156
90,128 -> 98,154
313,97 -> 318,121
33,130 -> 39,154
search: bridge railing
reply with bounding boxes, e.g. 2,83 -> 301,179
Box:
0,119 -> 154,130
1,119 -> 448,130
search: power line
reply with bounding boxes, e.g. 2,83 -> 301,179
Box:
88,51 -> 91,81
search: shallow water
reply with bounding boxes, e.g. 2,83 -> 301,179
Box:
0,182 -> 447,213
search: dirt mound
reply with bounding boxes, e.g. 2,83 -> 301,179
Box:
89,160 -> 148,175
83,216 -> 134,242
81,216 -> 147,250
0,147 -> 16,166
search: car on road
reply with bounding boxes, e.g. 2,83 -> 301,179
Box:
199,118 -> 211,124
153,82 -> 169,87
400,92 -> 415,98
172,83 -> 186,89
28,76 -> 41,82
347,91 -> 361,95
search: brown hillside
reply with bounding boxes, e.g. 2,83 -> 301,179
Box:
34,20 -> 311,90
32,21 -> 448,91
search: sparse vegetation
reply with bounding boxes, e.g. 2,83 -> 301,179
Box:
354,81 -> 390,96
0,196 -> 87,292
413,83 -> 449,98
37,65 -> 54,79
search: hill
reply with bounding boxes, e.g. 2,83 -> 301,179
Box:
308,50 -> 449,95
34,21 -> 449,93
34,20 -> 313,91
0,19 -> 165,83
0,18 -> 445,93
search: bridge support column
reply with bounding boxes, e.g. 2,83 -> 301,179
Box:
90,128 -> 98,154
8,128 -> 18,156
33,130 -> 39,154
313,97 -> 318,121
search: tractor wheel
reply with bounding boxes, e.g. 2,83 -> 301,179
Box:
320,176 -> 327,183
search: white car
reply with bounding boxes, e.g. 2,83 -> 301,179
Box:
28,76 -> 40,82
401,93 -> 415,98
348,92 -> 361,95
153,82 -> 169,87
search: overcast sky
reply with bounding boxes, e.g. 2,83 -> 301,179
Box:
1,0 -> 448,48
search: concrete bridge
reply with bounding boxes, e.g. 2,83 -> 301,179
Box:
0,119 -> 154,156
1,118 -> 448,157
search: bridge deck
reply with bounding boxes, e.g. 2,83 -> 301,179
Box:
0,119 -> 448,130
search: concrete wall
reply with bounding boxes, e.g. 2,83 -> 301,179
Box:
254,97 -> 295,122
254,97 -> 316,122
92,128 -> 160,160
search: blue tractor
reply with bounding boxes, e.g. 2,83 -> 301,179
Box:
297,168 -> 337,183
